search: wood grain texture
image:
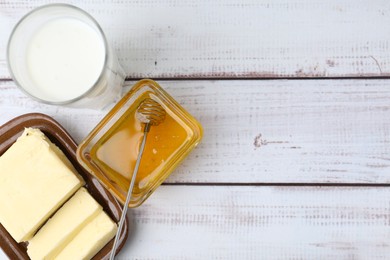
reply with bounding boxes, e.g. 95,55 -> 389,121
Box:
1,0 -> 390,79
117,186 -> 390,259
1,79 -> 389,184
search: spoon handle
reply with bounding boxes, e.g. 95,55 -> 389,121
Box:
109,123 -> 150,260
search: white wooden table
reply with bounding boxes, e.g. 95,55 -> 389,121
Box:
1,1 -> 390,259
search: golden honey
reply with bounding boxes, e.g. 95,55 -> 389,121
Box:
90,96 -> 189,195
77,79 -> 203,207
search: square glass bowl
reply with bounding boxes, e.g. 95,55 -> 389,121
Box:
77,79 -> 203,207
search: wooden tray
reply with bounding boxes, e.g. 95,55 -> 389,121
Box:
0,113 -> 129,260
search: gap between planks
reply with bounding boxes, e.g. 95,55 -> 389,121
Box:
3,76 -> 390,82
162,182 -> 390,187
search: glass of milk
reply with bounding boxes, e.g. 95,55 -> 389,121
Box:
7,4 -> 125,109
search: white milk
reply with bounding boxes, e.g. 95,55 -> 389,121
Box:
26,18 -> 105,102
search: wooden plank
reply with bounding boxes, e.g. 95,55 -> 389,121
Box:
1,79 -> 389,184
116,186 -> 390,259
2,185 -> 389,259
1,0 -> 390,79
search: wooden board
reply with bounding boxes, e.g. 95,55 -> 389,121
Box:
117,186 -> 390,259
1,1 -> 389,259
1,79 -> 389,184
1,0 -> 390,79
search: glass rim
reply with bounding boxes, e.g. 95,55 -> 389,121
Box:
6,3 -> 109,106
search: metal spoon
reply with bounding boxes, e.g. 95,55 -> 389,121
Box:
109,98 -> 166,260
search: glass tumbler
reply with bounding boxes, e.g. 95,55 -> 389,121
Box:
7,4 -> 125,109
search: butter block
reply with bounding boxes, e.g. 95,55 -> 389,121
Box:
56,211 -> 118,260
0,128 -> 84,242
27,187 -> 102,260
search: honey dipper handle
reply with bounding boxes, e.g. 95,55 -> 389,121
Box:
110,123 -> 150,260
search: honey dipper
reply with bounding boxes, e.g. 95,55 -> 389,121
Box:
110,98 -> 166,259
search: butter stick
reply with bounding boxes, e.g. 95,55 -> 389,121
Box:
27,187 -> 102,260
0,128 -> 84,242
56,210 -> 118,260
